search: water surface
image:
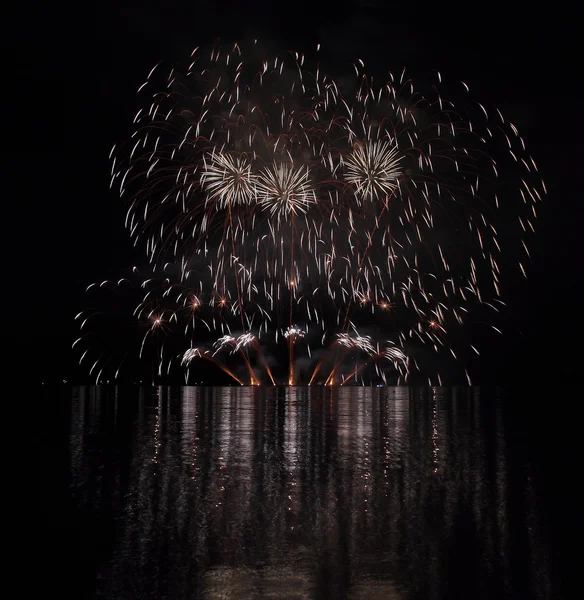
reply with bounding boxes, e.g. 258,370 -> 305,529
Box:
55,386 -> 561,598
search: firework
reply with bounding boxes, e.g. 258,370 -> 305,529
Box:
344,140 -> 403,203
201,151 -> 257,208
284,326 -> 306,339
256,162 -> 316,220
76,40 -> 544,385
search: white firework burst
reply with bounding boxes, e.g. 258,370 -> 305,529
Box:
182,347 -> 206,365
383,345 -> 407,364
336,333 -> 376,355
284,325 -> 305,338
212,335 -> 237,354
234,333 -> 256,352
201,151 -> 256,208
257,162 -> 315,219
344,140 -> 403,203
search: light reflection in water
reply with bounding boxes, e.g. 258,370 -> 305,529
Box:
69,386 -> 552,599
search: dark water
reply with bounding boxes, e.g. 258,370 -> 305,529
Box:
45,386 -> 570,598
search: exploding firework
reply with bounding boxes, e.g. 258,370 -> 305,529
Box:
75,40 -> 545,385
201,151 -> 257,208
344,140 -> 403,203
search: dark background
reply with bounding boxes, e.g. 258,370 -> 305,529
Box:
14,0 -> 582,383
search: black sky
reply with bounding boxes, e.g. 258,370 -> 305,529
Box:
16,0 -> 582,382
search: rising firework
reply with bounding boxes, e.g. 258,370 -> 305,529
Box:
75,40 -> 545,385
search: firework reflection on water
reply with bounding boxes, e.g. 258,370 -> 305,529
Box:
67,385 -> 553,599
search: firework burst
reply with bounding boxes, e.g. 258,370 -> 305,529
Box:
257,162 -> 315,220
344,140 -> 403,203
201,151 -> 257,208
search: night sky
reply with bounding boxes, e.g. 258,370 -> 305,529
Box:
17,0 -> 582,383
